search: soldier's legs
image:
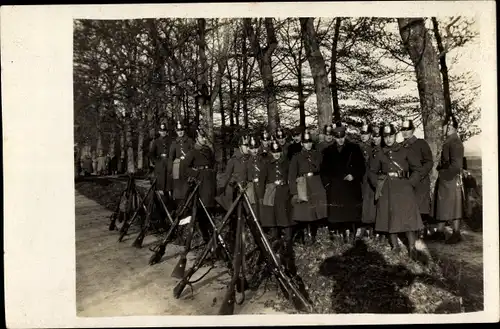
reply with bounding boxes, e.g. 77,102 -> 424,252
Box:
446,219 -> 463,244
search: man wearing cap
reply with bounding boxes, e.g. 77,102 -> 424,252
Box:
149,122 -> 172,193
289,130 -> 328,245
287,126 -> 304,161
433,114 -> 465,244
401,119 -> 434,237
317,124 -> 335,154
359,124 -> 383,240
259,130 -> 272,160
258,139 -> 298,275
181,128 -> 216,243
168,120 -> 194,204
357,123 -> 378,240
321,122 -> 365,242
216,134 -> 250,212
368,123 -> 424,260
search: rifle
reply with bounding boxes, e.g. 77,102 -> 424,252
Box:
148,181 -> 201,265
173,189 -> 250,299
118,178 -> 157,242
219,201 -> 245,315
239,183 -> 314,313
109,175 -> 135,231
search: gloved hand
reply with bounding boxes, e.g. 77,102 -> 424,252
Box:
291,195 -> 302,203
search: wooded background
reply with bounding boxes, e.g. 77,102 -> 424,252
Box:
73,17 -> 480,187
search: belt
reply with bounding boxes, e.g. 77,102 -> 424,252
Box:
251,178 -> 259,183
160,154 -> 168,157
387,171 -> 407,178
194,166 -> 210,170
303,172 -> 319,178
175,156 -> 185,161
274,180 -> 286,186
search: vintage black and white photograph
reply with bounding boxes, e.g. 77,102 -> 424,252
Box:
2,2 -> 498,327
73,14 -> 485,316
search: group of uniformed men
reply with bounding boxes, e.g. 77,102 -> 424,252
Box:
149,113 -> 465,265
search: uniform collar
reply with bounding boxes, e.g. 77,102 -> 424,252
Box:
405,135 -> 417,145
384,143 -> 401,152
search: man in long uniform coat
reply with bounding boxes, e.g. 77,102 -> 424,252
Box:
181,129 -> 216,243
259,130 -> 272,163
149,122 -> 171,193
258,140 -> 298,276
289,130 -> 328,244
433,115 -> 465,244
359,124 -> 383,240
321,122 -> 365,242
368,124 -> 424,260
358,123 -> 375,240
401,119 -> 434,237
168,120 -> 194,204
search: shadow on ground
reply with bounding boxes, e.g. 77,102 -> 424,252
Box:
317,240 -> 452,313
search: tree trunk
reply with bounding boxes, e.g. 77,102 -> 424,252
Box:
198,18 -> 214,148
431,17 -> 453,117
331,17 -> 342,122
244,18 -> 279,132
136,112 -> 145,171
298,51 -> 306,127
300,17 -> 333,129
241,26 -> 249,129
125,115 -> 135,174
219,86 -> 227,165
118,125 -> 125,173
398,18 -> 446,195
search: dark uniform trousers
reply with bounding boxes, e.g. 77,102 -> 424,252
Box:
182,145 -> 217,244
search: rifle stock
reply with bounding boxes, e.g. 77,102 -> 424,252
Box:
219,203 -> 244,315
172,196 -> 198,279
110,175 -> 134,230
148,183 -> 200,266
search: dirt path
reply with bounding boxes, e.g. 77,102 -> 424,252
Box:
75,191 -> 287,317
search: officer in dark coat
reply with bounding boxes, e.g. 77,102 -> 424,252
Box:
258,139 -> 294,240
287,126 -> 304,161
289,130 -> 328,244
149,122 -> 171,193
276,127 -> 288,148
321,122 -> 365,242
359,124 -> 383,239
368,123 -> 424,259
432,114 -> 465,244
245,136 -> 265,222
317,124 -> 335,154
216,134 -> 250,211
357,123 -> 374,239
168,120 -> 194,203
401,119 -> 434,233
181,129 -> 216,243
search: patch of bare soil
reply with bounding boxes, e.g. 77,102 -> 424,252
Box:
75,177 -> 483,316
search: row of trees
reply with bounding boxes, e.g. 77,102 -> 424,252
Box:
74,17 -> 480,186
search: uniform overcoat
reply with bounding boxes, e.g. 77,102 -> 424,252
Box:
168,135 -> 194,200
289,149 -> 328,222
368,143 -> 424,233
321,141 -> 365,223
216,148 -> 249,211
403,136 -> 433,215
258,155 -> 293,228
436,133 -> 464,221
361,143 -> 379,224
149,136 -> 171,192
182,144 -> 217,208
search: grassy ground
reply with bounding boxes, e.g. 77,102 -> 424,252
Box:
75,173 -> 483,315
